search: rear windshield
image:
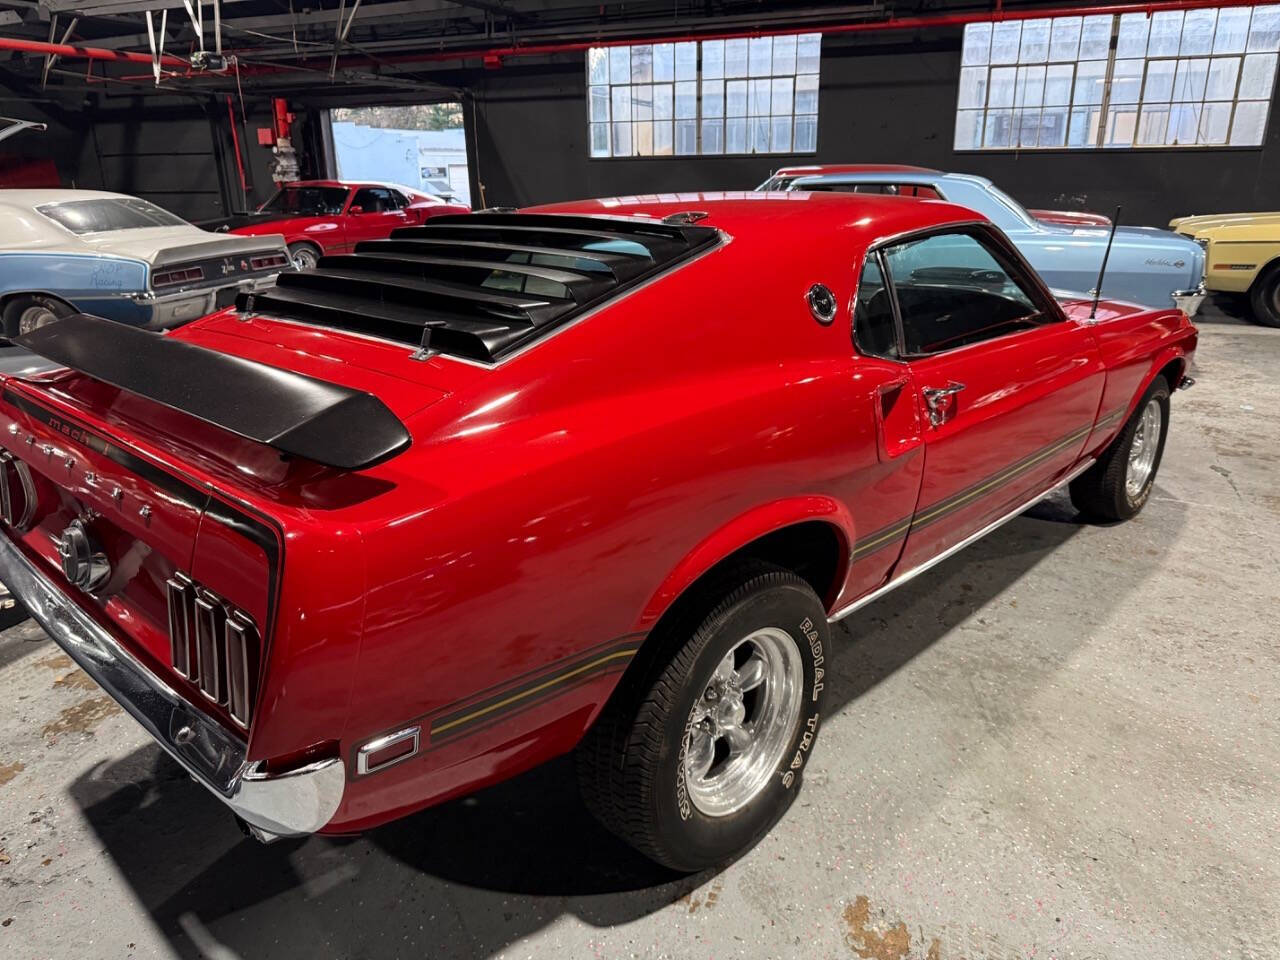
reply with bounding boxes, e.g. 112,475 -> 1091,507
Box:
261,186 -> 349,216
37,198 -> 188,234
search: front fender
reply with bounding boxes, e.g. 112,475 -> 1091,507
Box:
635,496 -> 854,631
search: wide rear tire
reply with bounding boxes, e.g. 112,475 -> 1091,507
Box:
1069,376 -> 1171,522
1248,263 -> 1280,328
577,563 -> 829,872
2,294 -> 73,338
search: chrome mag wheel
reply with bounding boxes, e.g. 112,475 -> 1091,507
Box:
683,626 -> 804,818
1126,397 -> 1163,500
291,246 -> 319,270
18,302 -> 59,335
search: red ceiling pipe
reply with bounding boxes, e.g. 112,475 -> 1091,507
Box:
229,0 -> 1268,74
0,36 -> 187,68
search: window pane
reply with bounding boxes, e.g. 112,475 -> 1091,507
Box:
854,255 -> 897,359
1180,9 -> 1217,56
698,118 -> 722,154
750,78 -> 771,116
653,120 -> 673,156
750,115 -> 770,153
590,122 -> 610,156
1214,7 -> 1251,54
1017,108 -> 1043,146
653,43 -> 674,82
1149,10 -> 1185,57
991,21 -> 1021,64
1079,15 -> 1112,59
675,81 -> 697,119
1137,104 -> 1170,145
634,120 -> 653,155
773,35 -> 797,75
1205,57 -> 1240,100
1020,19 -> 1051,62
1172,58 -> 1209,101
589,85 -> 610,122
1074,60 -> 1107,105
1117,13 -> 1150,59
1049,17 -> 1081,62
1105,106 -> 1138,146
796,34 -> 821,74
963,23 -> 993,65
652,83 -> 673,120
958,66 -> 989,108
1248,5 -> 1280,52
1110,59 -> 1146,104
611,85 -> 632,121
1199,101 -> 1231,143
632,84 -> 652,122
726,79 -> 748,116
701,40 -> 724,80
611,121 -> 632,156
609,47 -> 630,85
984,109 -> 1014,147
794,114 -> 818,152
675,42 -> 697,81
1169,103 -> 1201,143
771,116 -> 793,152
1144,60 -> 1176,102
955,109 -> 985,149
1016,65 -> 1046,108
1068,106 -> 1102,146
771,77 -> 794,115
588,48 -> 608,85
989,66 -> 1017,107
1240,52 -> 1278,98
631,45 -> 653,83
1230,99 -> 1269,143
725,38 -> 749,77
749,37 -> 773,77
726,117 -> 748,152
675,119 -> 697,154
1040,106 -> 1069,146
702,79 -> 724,118
1044,63 -> 1074,105
795,74 -> 819,113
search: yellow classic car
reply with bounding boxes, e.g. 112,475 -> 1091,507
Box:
1170,212 -> 1280,328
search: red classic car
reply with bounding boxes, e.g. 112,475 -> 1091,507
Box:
201,180 -> 471,270
0,195 -> 1195,871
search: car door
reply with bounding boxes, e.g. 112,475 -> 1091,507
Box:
880,225 -> 1106,572
347,187 -> 410,246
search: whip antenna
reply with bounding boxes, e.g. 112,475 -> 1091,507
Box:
1090,206 -> 1123,320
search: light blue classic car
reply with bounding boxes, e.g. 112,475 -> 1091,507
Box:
757,166 -> 1206,313
0,189 -> 291,337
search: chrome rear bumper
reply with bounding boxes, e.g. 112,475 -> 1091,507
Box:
0,533 -> 344,838
1172,283 -> 1206,317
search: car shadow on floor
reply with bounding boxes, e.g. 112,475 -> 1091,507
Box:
69,490 -> 1178,960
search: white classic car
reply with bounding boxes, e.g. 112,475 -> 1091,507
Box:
0,189 -> 291,337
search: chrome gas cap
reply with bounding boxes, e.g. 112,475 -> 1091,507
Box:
58,518 -> 111,592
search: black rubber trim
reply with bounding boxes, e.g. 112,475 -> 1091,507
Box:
14,313 -> 411,471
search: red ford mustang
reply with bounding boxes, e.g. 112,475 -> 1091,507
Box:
0,196 -> 1195,871
201,179 -> 471,270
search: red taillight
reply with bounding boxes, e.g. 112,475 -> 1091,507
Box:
153,266 -> 205,288
250,253 -> 289,271
166,572 -> 260,729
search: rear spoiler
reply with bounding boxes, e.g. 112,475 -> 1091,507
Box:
13,314 -> 411,470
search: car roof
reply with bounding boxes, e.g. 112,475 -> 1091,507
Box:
529,191 -> 989,245
0,188 -> 140,205
771,163 -> 941,177
281,179 -> 422,193
785,169 -> 995,190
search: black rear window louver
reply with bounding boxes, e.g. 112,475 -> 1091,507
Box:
236,212 -> 720,363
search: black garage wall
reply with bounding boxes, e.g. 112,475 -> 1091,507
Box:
465,32 -> 1280,226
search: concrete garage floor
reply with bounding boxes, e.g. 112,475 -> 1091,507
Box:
1,300 -> 1277,960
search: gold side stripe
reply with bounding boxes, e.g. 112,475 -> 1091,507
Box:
431,648 -> 639,736
851,519 -> 912,558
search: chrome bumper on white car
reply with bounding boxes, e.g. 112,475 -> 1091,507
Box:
1172,283 -> 1207,317
0,533 -> 344,839
132,274 -> 280,329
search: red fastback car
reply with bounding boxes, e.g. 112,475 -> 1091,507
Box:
0,196 -> 1196,871
201,179 -> 471,270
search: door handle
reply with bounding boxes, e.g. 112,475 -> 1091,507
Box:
921,381 -> 965,427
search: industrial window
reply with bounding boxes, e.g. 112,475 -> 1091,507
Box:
955,5 -> 1280,150
587,34 -> 821,157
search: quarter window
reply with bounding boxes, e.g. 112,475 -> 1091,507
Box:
352,188 -> 396,213
853,254 -> 899,359
881,231 -> 1044,355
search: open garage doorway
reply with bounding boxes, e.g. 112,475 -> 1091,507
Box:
330,103 -> 470,207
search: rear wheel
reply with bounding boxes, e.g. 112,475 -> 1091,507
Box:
2,294 -> 73,338
577,563 -> 828,871
1069,376 -> 1171,522
1248,263 -> 1280,328
287,242 -> 321,271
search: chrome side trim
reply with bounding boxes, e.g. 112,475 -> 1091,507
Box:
828,457 -> 1095,624
356,726 -> 421,776
0,533 -> 344,836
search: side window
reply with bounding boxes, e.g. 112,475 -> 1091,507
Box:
881,231 -> 1043,355
853,254 -> 898,360
352,188 -> 395,213
387,189 -> 409,209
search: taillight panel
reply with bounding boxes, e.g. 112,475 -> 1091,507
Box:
166,571 -> 260,728
152,266 -> 205,288
250,253 -> 289,271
